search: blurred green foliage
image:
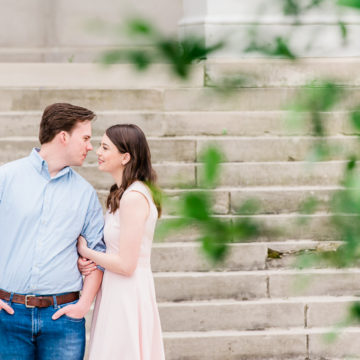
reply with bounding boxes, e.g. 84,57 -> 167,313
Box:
156,146 -> 261,263
245,36 -> 297,59
287,81 -> 344,162
281,0 -> 326,16
338,0 -> 360,8
100,19 -> 223,79
96,0 -> 360,323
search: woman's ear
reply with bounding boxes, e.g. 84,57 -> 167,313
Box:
122,153 -> 131,165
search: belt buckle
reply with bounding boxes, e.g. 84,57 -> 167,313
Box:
25,295 -> 36,308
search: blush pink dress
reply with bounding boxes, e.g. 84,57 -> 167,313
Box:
88,181 -> 165,360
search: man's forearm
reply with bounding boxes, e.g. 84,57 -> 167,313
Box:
77,269 -> 103,311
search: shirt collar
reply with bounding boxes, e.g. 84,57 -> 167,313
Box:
28,148 -> 71,180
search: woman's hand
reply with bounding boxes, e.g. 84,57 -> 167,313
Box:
77,235 -> 90,258
77,257 -> 98,276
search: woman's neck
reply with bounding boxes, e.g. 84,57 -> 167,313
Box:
112,168 -> 124,188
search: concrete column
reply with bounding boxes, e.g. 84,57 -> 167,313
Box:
179,0 -> 360,58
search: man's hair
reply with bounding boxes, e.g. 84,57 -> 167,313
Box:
39,103 -> 95,144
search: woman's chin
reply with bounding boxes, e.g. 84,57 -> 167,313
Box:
97,164 -> 105,171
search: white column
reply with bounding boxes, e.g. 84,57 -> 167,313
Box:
179,0 -> 360,58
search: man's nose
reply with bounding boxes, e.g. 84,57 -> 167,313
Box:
87,143 -> 93,151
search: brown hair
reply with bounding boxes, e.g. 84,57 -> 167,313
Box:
39,103 -> 95,144
105,124 -> 162,217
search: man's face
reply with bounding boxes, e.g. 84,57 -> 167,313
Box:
66,120 -> 93,166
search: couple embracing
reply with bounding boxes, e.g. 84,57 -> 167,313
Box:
0,103 -> 165,360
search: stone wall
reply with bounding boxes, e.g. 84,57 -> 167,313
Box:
0,0 -> 183,62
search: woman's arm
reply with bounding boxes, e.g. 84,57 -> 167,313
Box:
78,191 -> 149,277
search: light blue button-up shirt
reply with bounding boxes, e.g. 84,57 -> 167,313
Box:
0,148 -> 106,295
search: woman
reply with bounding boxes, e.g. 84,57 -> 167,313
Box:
77,124 -> 165,360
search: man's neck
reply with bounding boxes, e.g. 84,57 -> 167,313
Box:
38,146 -> 68,178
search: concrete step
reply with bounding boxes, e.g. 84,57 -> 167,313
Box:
3,60 -> 360,89
153,269 -> 360,302
71,161 -> 349,189
0,110 -> 355,138
0,63 -> 203,89
162,327 -> 360,360
0,137 -> 197,163
2,136 -> 359,164
156,213 -> 336,243
1,87 -> 360,112
150,241 -> 342,272
96,186 -> 339,216
205,58 -> 360,88
151,243 -> 268,272
158,296 -> 358,332
84,295 -> 358,339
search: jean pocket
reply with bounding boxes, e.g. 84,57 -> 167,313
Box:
63,314 -> 85,322
57,299 -> 78,309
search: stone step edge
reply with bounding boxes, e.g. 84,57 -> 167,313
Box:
88,295 -> 360,311
153,268 -> 360,277
109,185 -> 344,192
0,110 -> 349,115
1,135 -> 359,141
152,240 -> 341,249
2,160 -> 350,167
162,326 -> 360,338
81,160 -> 352,166
158,295 -> 360,307
160,212 -> 332,220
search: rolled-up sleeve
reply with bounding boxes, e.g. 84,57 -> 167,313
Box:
81,189 -> 106,271
0,167 -> 5,204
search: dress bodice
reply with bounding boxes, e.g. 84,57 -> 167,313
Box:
103,181 -> 158,267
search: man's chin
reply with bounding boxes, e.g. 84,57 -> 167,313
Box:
71,159 -> 85,167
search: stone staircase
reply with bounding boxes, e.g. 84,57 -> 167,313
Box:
2,61 -> 360,359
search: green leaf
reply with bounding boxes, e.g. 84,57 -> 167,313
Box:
245,36 -> 297,60
338,21 -> 348,40
350,108 -> 360,131
182,192 -> 210,221
338,0 -> 360,9
100,50 -> 125,64
199,147 -> 223,188
127,19 -> 155,36
283,0 -> 301,15
299,196 -> 319,215
201,236 -> 228,262
127,51 -> 151,71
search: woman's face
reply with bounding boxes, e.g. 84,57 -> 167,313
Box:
96,133 -> 129,173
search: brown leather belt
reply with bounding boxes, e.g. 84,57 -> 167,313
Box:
0,289 -> 79,308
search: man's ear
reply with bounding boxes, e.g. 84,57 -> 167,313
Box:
122,153 -> 131,166
58,131 -> 69,146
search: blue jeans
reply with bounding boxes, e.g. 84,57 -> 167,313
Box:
0,297 -> 85,360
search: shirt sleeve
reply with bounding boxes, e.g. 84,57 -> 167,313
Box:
81,189 -> 106,271
0,166 -> 5,204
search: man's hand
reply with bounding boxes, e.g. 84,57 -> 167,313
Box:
52,301 -> 88,320
78,257 -> 97,276
0,299 -> 14,315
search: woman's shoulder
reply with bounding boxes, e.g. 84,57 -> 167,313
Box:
123,181 -> 156,211
125,181 -> 150,195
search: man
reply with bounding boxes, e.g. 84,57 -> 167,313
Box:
0,103 -> 106,360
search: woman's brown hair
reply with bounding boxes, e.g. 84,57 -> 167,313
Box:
105,124 -> 162,217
